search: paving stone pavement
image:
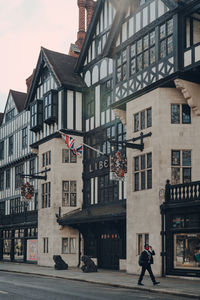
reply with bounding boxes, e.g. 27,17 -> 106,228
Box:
0,262 -> 199,299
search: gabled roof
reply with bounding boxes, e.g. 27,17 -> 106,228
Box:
0,113 -> 4,125
42,47 -> 85,88
10,90 -> 27,113
26,47 -> 86,108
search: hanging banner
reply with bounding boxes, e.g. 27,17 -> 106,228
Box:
110,150 -> 127,181
20,182 -> 34,200
27,239 -> 37,261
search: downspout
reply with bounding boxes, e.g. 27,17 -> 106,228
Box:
77,232 -> 81,268
160,207 -> 165,277
160,180 -> 170,277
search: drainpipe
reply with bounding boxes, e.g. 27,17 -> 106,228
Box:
160,207 -> 165,277
160,180 -> 170,277
77,232 -> 81,268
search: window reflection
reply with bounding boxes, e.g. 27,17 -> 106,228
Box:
174,233 -> 200,269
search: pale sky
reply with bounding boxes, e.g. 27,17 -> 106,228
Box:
0,0 -> 78,113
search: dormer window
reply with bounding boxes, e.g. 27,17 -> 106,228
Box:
30,100 -> 43,132
5,108 -> 15,122
43,90 -> 58,124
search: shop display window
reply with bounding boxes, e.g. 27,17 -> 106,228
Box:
174,233 -> 200,269
3,239 -> 11,260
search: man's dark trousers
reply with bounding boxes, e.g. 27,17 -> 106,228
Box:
138,264 -> 156,283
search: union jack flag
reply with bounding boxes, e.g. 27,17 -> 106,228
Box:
73,145 -> 83,156
63,134 -> 75,150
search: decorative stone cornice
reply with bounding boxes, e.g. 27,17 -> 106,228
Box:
174,79 -> 200,116
113,108 -> 126,126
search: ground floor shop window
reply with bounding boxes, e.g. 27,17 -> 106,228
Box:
14,238 -> 24,260
174,233 -> 200,269
3,239 -> 11,260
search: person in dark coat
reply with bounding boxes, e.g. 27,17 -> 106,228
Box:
138,244 -> 160,286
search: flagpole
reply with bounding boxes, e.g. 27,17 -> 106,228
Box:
82,142 -> 105,155
58,131 -> 105,155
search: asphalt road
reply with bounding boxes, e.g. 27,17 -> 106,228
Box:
0,271 -> 186,300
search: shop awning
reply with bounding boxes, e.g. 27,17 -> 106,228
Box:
57,200 -> 126,226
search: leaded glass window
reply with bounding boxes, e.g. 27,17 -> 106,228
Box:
134,153 -> 152,191
159,18 -> 173,59
171,104 -> 180,124
134,107 -> 152,131
62,181 -> 77,207
130,30 -> 156,76
171,104 -> 191,124
134,113 -> 139,132
116,50 -> 127,83
171,150 -> 191,184
141,111 -> 145,130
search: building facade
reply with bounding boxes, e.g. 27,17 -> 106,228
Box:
0,90 -> 38,263
66,0 -> 200,276
0,0 -> 200,278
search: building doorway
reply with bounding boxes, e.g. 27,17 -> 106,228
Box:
97,233 -> 122,270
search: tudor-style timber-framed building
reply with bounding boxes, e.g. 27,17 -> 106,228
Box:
58,0 -> 200,277
0,90 -> 38,263
1,0 -> 200,278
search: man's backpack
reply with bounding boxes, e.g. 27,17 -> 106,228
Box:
138,254 -> 144,266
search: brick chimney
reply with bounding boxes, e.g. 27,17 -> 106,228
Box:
26,69 -> 35,92
76,0 -> 87,50
69,0 -> 96,57
86,0 -> 96,30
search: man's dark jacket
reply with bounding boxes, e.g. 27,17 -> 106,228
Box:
140,250 -> 155,266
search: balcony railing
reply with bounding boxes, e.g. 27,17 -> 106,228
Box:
165,180 -> 200,202
0,210 -> 38,226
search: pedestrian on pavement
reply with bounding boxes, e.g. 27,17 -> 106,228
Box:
138,244 -> 160,286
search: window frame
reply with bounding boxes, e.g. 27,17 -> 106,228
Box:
134,107 -> 152,132
62,149 -> 77,163
8,135 -> 13,156
171,104 -> 191,124
62,181 -> 77,207
15,163 -> 24,189
171,150 -> 192,184
43,237 -> 49,253
0,140 -> 4,160
22,127 -> 28,149
0,171 -> 4,191
5,169 -> 10,189
42,151 -> 51,167
42,182 -> 51,208
133,152 -> 152,191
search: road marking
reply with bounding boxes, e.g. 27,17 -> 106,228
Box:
0,290 -> 8,294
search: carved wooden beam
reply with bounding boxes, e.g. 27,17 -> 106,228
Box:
113,108 -> 126,126
174,79 -> 200,116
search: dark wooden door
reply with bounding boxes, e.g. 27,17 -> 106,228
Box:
97,237 -> 122,270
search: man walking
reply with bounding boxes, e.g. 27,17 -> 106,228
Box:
138,244 -> 160,286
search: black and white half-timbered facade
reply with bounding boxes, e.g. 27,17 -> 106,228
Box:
1,0 -> 200,278
0,90 -> 38,262
25,47 -> 85,267
59,0 -> 200,277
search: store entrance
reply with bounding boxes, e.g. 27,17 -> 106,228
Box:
97,233 -> 122,270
